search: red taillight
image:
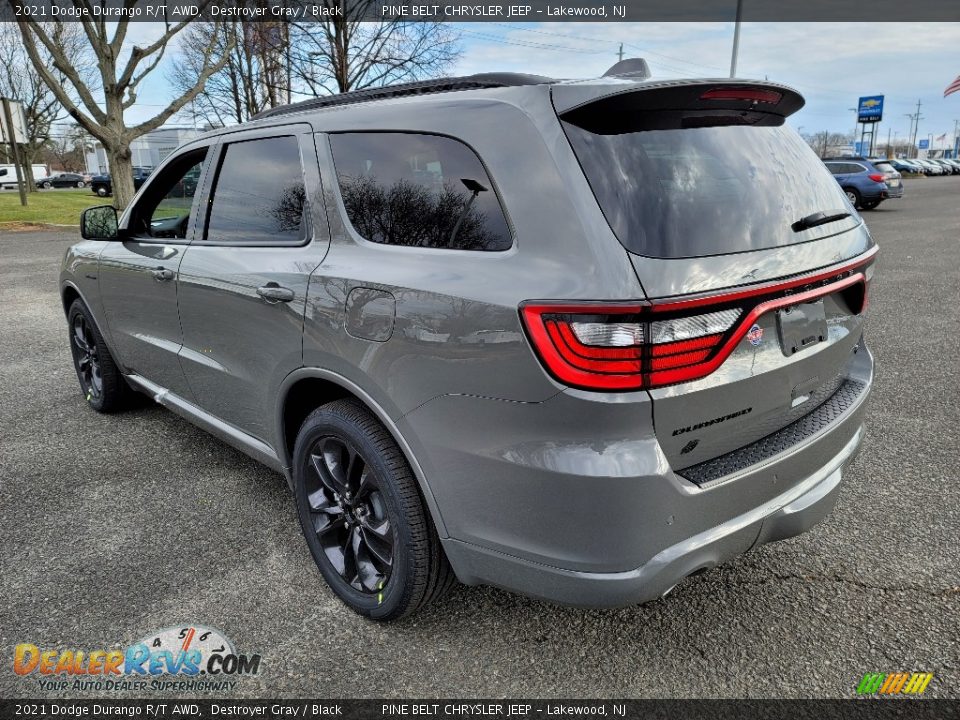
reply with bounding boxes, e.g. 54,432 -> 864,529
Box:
868,173 -> 886,183
700,87 -> 783,104
520,249 -> 877,392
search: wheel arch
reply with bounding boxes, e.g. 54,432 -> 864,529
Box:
275,367 -> 449,538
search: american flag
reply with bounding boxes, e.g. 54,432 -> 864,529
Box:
946,74 -> 960,97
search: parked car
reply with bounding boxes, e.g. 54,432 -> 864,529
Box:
822,158 -> 892,209
63,67 -> 875,620
90,167 -> 153,197
945,159 -> 960,173
37,172 -> 87,189
931,158 -> 959,175
867,160 -> 905,199
887,159 -> 922,175
914,159 -> 943,175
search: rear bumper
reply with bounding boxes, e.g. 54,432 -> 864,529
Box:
442,427 -> 859,607
885,184 -> 904,198
403,344 -> 873,607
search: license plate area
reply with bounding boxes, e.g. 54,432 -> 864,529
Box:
776,299 -> 827,356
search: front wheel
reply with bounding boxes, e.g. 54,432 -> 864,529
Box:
292,399 -> 454,620
76,181 -> 85,188
96,187 -> 108,197
67,299 -> 131,413
42,182 -> 51,189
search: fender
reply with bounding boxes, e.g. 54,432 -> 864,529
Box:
276,367 -> 449,539
60,278 -> 128,371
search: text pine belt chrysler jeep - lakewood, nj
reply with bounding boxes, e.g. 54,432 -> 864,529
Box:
63,60 -> 875,620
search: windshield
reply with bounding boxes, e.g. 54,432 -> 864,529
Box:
563,122 -> 856,259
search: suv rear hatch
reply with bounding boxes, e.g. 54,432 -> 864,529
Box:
537,80 -> 875,472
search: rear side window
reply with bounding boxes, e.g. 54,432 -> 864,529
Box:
562,115 -> 854,258
329,132 -> 511,251
205,136 -> 306,245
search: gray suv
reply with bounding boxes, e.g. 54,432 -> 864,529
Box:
63,65 -> 875,620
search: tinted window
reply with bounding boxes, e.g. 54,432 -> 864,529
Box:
329,132 -> 511,251
129,148 -> 207,240
873,163 -> 895,173
825,163 -> 844,175
563,122 -> 855,258
206,136 -> 306,245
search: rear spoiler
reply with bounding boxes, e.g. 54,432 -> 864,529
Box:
553,79 -> 804,134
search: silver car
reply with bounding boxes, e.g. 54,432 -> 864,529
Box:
62,67 -> 875,620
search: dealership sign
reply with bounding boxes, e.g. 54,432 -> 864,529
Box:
857,95 -> 884,123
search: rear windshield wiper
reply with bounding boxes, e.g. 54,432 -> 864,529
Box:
791,210 -> 852,233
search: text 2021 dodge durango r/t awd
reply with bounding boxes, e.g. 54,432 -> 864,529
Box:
62,64 -> 875,620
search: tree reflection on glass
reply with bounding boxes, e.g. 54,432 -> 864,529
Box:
82,206 -> 118,239
269,182 -> 307,234
339,175 -> 502,251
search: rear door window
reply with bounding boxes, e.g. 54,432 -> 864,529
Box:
329,132 -> 511,252
205,136 -> 306,245
562,118 -> 855,258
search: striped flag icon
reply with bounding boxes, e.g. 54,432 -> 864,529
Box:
946,74 -> 960,98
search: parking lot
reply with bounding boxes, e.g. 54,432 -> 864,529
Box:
1,177 -> 958,699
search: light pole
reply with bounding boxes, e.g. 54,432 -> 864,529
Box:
729,0 -> 743,78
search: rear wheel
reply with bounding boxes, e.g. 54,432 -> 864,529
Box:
844,188 -> 862,208
292,399 -> 454,620
67,299 -> 131,413
76,181 -> 85,188
42,181 -> 51,189
860,199 -> 881,210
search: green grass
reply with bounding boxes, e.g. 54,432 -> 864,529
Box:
0,189 -> 107,226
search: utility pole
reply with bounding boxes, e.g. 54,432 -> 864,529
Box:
1,97 -> 28,207
617,43 -> 624,62
910,99 -> 922,157
729,0 -> 743,78
954,119 -> 959,159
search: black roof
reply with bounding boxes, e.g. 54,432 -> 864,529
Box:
252,73 -> 555,120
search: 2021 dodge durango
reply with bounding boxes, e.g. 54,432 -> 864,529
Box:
62,66 -> 875,620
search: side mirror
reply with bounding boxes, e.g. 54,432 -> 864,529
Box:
81,205 -> 119,240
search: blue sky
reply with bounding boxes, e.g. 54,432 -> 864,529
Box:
120,22 -> 960,147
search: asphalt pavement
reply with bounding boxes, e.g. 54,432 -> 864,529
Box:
1,177 -> 958,699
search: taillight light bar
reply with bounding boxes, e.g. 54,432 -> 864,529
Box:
520,248 -> 876,392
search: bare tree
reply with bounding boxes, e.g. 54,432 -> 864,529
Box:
11,5 -> 235,209
44,123 -> 92,173
290,1 -> 461,95
170,20 -> 288,126
0,23 -> 87,191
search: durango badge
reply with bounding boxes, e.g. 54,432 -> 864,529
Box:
746,323 -> 764,346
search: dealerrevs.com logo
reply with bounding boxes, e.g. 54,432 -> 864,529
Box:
13,625 -> 262,693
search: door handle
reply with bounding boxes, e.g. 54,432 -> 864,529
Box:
257,284 -> 295,303
152,267 -> 175,282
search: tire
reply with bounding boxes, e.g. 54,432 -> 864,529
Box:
76,181 -> 85,188
860,199 -> 881,210
42,182 -> 51,189
292,399 -> 454,620
96,187 -> 108,197
844,188 -> 862,208
67,299 -> 131,413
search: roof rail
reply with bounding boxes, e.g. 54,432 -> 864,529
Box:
252,72 -> 555,120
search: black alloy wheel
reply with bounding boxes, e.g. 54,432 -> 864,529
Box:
71,312 -> 103,403
304,435 -> 394,594
292,399 -> 455,620
67,299 -> 131,413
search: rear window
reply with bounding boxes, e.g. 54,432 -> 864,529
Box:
563,122 -> 855,258
873,162 -> 895,173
